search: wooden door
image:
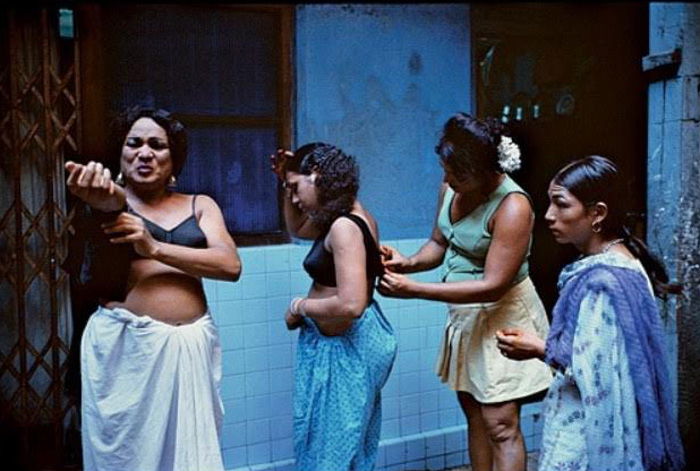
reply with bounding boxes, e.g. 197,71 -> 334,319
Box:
472,3 -> 648,311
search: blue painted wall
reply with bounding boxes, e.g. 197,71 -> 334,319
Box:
647,4 -> 700,449
647,1 -> 700,413
295,4 -> 472,239
647,3 -> 685,277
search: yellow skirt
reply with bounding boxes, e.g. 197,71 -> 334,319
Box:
435,277 -> 553,403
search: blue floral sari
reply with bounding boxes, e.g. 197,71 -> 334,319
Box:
540,252 -> 684,471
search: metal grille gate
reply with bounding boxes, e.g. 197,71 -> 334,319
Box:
1,7 -> 81,470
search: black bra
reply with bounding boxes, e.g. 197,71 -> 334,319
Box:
303,213 -> 384,287
128,195 -> 208,251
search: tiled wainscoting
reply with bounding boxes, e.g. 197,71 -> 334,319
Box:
204,239 -> 544,471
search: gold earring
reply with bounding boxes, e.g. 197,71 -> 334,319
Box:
115,172 -> 124,185
168,175 -> 177,187
592,221 -> 602,233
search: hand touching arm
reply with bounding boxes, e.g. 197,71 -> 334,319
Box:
104,195 -> 241,281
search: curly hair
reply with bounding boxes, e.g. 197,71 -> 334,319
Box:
283,142 -> 328,174
109,105 -> 188,177
297,143 -> 359,231
435,112 -> 507,178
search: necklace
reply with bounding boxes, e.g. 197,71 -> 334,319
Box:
601,238 -> 625,254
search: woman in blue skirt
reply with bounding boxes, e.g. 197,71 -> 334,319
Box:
270,143 -> 397,471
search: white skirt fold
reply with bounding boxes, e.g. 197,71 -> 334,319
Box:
81,306 -> 224,471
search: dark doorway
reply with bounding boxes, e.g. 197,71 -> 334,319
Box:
472,3 -> 648,312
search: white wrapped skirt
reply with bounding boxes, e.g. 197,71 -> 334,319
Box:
81,306 -> 224,471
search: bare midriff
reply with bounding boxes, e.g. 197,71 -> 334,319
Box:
105,258 -> 206,325
306,280 -> 374,336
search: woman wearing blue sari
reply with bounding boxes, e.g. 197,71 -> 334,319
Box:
270,143 -> 397,471
496,155 -> 685,471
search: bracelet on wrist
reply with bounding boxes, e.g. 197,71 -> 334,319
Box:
290,297 -> 305,316
298,298 -> 308,317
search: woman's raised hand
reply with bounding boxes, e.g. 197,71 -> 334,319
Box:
270,148 -> 294,181
65,160 -> 126,212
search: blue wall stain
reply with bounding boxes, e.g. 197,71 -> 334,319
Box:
295,4 -> 472,239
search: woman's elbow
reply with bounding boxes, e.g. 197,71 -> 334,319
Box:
223,258 -> 242,282
480,284 -> 510,303
339,300 -> 365,319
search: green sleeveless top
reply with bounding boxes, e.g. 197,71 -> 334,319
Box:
437,175 -> 532,284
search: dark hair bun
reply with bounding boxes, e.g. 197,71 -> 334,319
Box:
482,117 -> 505,142
436,112 -> 510,175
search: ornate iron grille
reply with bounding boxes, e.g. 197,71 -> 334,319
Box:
0,7 -> 81,469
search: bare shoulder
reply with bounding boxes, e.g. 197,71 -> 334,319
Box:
191,193 -> 217,206
325,215 -> 365,251
495,192 -> 533,220
329,215 -> 364,236
190,193 -> 223,213
488,192 -> 533,236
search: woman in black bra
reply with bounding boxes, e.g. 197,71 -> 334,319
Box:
270,143 -> 397,471
64,106 -> 240,471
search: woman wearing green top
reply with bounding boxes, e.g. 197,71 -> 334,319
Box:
379,112 -> 552,471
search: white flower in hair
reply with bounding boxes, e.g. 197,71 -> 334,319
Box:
497,135 -> 521,172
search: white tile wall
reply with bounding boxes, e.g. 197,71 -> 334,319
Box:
206,239 -> 544,471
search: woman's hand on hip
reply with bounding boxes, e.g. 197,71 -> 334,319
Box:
285,308 -> 303,330
102,212 -> 160,258
65,160 -> 126,212
495,328 -> 546,361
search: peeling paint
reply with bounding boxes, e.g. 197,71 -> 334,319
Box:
650,3 -> 700,460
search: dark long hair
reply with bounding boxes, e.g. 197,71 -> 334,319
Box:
291,142 -> 359,231
435,112 -> 510,178
109,105 -> 188,177
553,155 -> 681,298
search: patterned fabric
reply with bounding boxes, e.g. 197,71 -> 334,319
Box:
293,301 -> 397,471
81,306 -> 224,471
540,253 -> 684,471
435,277 -> 552,402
